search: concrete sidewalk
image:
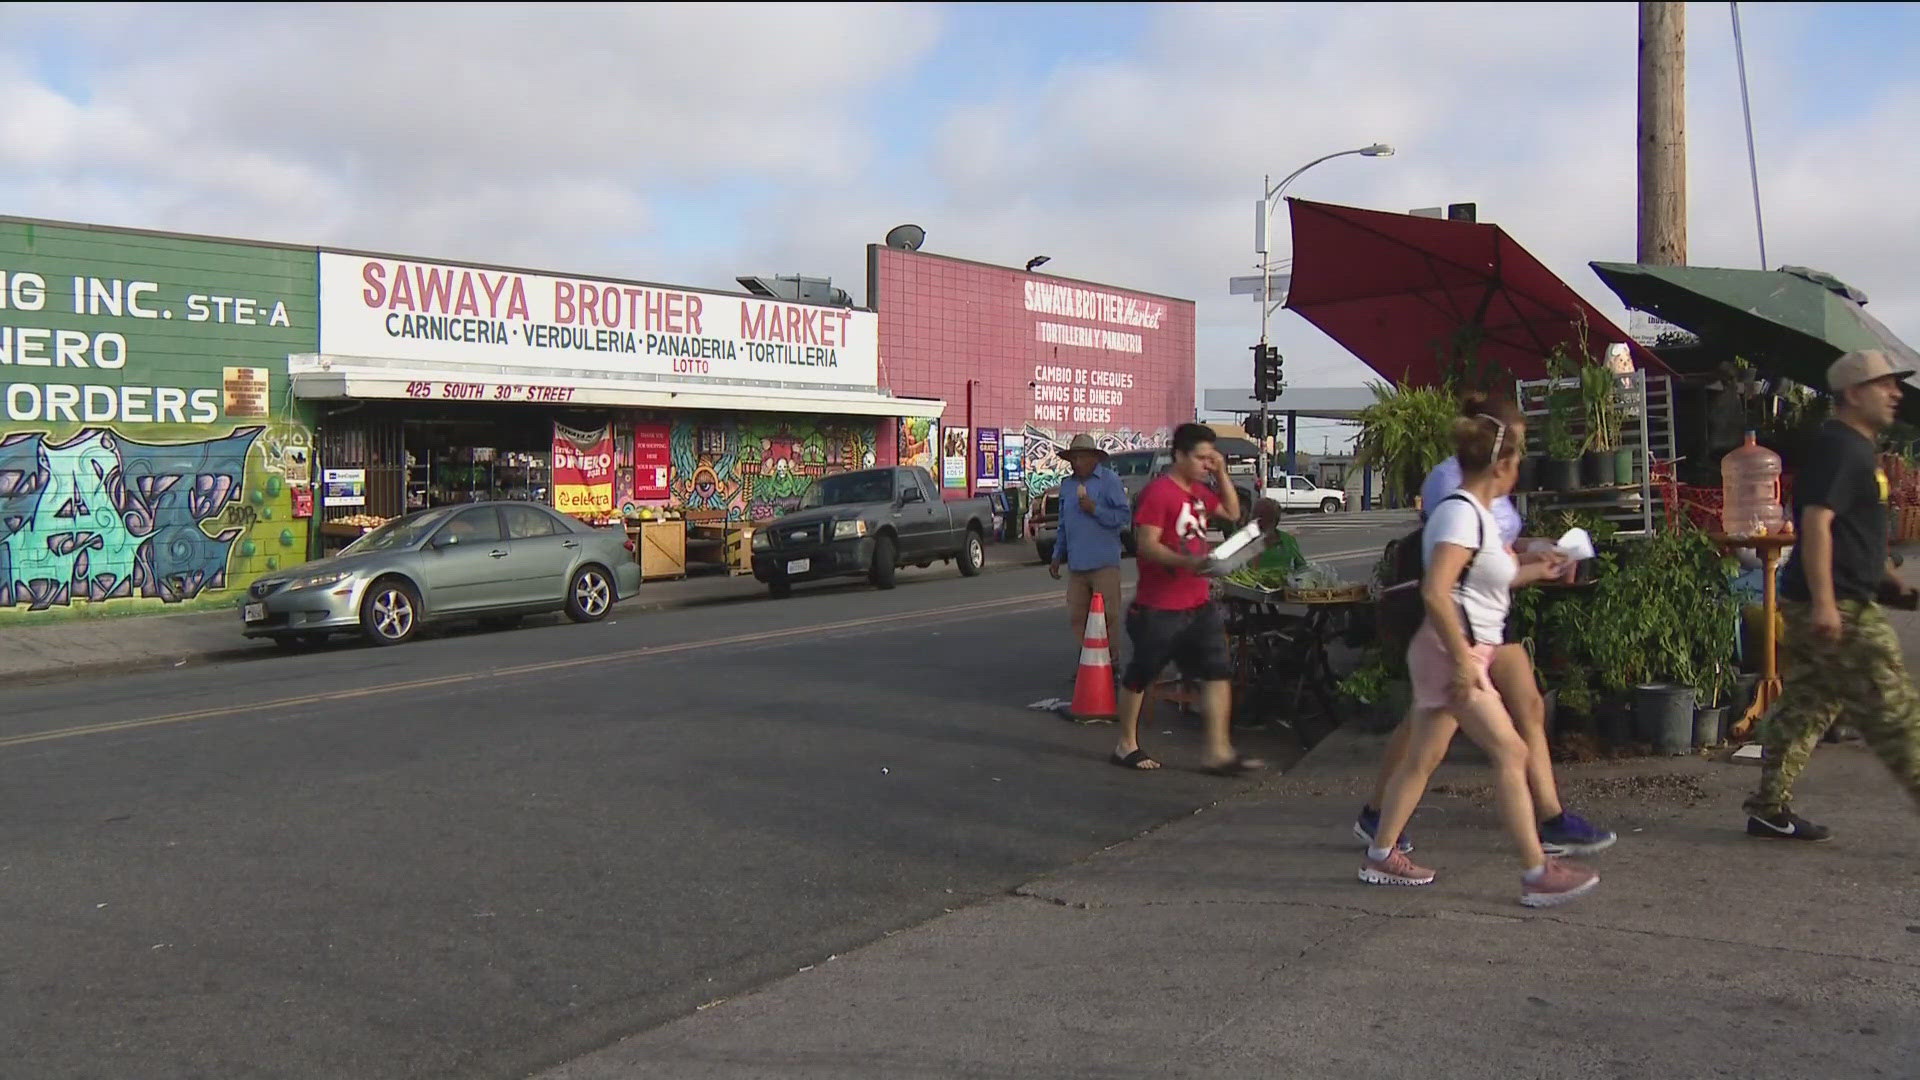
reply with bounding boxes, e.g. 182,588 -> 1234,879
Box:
543,645 -> 1920,1077
0,540 -> 1041,686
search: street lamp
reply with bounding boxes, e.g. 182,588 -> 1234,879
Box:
1025,256 -> 1051,273
1251,143 -> 1393,487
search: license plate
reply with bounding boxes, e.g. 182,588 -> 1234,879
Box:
243,602 -> 266,623
786,559 -> 810,575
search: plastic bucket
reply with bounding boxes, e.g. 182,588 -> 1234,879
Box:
1694,706 -> 1726,749
1636,684 -> 1697,755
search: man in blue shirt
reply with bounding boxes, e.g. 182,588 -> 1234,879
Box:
1050,434 -> 1131,661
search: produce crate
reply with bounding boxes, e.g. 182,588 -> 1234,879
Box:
726,526 -> 754,576
637,519 -> 687,581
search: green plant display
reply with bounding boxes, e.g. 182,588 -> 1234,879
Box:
1335,650 -> 1392,706
1353,382 -> 1459,504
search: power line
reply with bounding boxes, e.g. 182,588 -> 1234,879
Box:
1730,1 -> 1769,269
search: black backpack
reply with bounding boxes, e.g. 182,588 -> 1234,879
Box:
1374,493 -> 1483,654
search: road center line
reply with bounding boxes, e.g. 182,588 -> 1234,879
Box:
0,591 -> 1063,751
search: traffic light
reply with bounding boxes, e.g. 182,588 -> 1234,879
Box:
1243,412 -> 1265,440
1251,343 -> 1284,402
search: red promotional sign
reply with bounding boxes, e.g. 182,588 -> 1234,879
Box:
633,421 -> 671,502
553,421 -> 616,515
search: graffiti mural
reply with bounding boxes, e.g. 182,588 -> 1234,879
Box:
0,427 -> 261,611
1020,423 -> 1168,496
667,415 -> 878,523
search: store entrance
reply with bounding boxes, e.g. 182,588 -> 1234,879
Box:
403,416 -> 551,511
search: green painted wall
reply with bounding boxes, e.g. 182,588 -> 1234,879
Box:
0,220 -> 319,621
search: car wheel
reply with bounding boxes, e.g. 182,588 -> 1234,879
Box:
566,565 -> 615,623
958,527 -> 985,577
769,580 -> 793,599
479,614 -> 525,631
360,578 -> 420,646
1321,498 -> 1341,515
869,535 -> 898,590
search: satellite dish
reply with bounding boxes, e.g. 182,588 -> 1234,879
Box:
884,224 -> 926,251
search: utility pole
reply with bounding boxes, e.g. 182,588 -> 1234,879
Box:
1637,1 -> 1687,265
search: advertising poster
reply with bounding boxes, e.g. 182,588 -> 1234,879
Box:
632,421 -> 672,501
321,468 -> 366,508
899,416 -> 938,472
974,428 -> 1002,490
942,427 -> 969,489
1002,432 -> 1025,487
552,421 -> 616,515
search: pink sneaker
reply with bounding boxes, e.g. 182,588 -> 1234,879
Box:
1358,850 -> 1436,887
1519,858 -> 1599,907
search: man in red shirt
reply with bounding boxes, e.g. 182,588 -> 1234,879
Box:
1111,423 -> 1265,776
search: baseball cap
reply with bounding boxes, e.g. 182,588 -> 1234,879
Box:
1827,349 -> 1914,393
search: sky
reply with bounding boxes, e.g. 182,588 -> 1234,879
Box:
4,1 -> 1917,451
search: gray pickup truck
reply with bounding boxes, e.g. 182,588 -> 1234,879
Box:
750,466 -> 994,597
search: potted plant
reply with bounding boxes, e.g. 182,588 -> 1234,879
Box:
1575,524 -> 1738,751
1693,657 -> 1735,748
1353,382 -> 1458,508
1581,360 -> 1630,487
1538,345 -> 1584,492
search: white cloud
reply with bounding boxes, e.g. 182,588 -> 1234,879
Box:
3,0 -> 1916,427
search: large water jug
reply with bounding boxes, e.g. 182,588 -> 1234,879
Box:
1721,431 -> 1784,538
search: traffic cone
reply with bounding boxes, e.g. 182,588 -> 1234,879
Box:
1070,592 -> 1118,722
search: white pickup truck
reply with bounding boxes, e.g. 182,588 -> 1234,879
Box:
1262,474 -> 1348,514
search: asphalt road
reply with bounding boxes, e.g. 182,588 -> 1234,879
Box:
0,515 -> 1409,1080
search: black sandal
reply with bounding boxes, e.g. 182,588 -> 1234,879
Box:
1109,749 -> 1161,770
1202,756 -> 1267,777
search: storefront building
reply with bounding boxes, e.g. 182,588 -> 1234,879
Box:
868,246 -> 1196,497
300,249 -> 941,568
0,218 -> 318,622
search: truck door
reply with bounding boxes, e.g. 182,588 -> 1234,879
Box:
895,468 -> 944,558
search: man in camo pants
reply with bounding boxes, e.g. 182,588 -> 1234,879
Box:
1744,350 -> 1920,840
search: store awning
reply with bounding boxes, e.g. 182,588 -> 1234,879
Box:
286,354 -> 945,419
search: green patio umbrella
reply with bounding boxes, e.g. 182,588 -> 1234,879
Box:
1589,262 -> 1920,393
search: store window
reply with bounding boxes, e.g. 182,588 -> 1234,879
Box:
437,506 -> 504,546
503,504 -> 560,539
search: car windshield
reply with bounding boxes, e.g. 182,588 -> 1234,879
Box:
800,471 -> 895,509
341,509 -> 451,554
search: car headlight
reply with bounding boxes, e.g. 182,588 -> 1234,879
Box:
751,530 -> 771,551
833,520 -> 868,540
286,570 -> 352,592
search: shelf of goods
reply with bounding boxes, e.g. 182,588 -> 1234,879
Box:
1513,370 -> 1676,538
408,448 -> 551,510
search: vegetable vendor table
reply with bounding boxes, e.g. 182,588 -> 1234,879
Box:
1219,580 -> 1372,742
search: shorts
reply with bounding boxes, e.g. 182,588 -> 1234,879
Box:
1121,601 -> 1233,691
1407,623 -> 1498,711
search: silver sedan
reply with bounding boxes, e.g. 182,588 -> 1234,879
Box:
240,501 -> 642,648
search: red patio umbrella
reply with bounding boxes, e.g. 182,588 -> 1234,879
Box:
1282,198 -> 1666,386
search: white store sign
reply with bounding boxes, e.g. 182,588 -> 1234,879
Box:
318,252 -> 878,390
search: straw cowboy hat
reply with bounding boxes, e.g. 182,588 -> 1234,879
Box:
1061,434 -> 1109,463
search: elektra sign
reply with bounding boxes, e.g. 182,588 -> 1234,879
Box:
318,253 -> 878,389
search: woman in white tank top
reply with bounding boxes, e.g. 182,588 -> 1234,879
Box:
1357,398 -> 1602,908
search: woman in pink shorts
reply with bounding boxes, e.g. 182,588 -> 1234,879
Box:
1358,396 -> 1601,907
